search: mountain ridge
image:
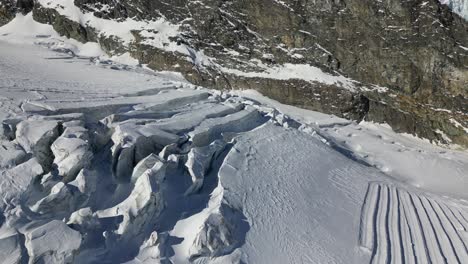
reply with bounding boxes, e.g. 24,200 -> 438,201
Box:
1,0 -> 467,147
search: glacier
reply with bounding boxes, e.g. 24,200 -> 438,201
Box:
0,21 -> 467,264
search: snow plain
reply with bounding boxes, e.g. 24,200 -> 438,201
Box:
0,28 -> 468,264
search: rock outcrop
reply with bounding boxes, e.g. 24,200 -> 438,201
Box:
4,0 -> 468,146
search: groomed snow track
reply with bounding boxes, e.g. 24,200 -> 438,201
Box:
360,182 -> 468,264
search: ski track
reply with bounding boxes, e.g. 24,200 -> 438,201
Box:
360,182 -> 468,264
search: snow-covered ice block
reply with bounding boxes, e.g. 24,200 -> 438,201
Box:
68,208 -> 100,232
68,169 -> 98,205
1,118 -> 21,140
97,161 -> 167,236
131,153 -> 164,183
51,127 -> 93,181
154,103 -> 243,134
132,91 -> 210,112
102,109 -> 179,125
190,213 -> 235,259
0,158 -> 43,209
158,143 -> 180,160
185,140 -> 226,195
130,231 -> 162,263
0,140 -> 27,169
0,232 -> 22,264
30,182 -> 81,215
15,119 -> 60,169
37,113 -> 85,123
61,125 -> 89,140
111,122 -> 182,181
25,220 -> 82,264
189,106 -> 262,147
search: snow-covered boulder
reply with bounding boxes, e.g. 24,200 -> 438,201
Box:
24,220 -> 82,264
185,140 -> 226,195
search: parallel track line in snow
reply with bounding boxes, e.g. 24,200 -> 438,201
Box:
456,209 -> 468,227
371,185 -> 389,264
431,200 -> 467,260
442,203 -> 467,232
420,197 -> 458,263
397,189 -> 417,264
438,202 -> 468,252
410,195 -> 446,263
401,190 -> 430,264
451,207 -> 468,232
359,183 -> 380,251
389,186 -> 403,264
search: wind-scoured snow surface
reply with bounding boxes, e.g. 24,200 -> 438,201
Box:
0,38 -> 467,264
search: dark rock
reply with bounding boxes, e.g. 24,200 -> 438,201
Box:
33,6 -> 98,43
0,0 -> 15,26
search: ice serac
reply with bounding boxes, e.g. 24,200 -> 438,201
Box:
130,231 -> 162,263
24,220 -> 82,264
69,169 -> 98,201
97,160 -> 167,237
30,182 -> 81,216
0,140 -> 27,169
111,122 -> 181,181
1,118 -> 21,140
189,202 -> 246,262
51,126 -> 93,181
189,106 -> 262,147
131,153 -> 164,183
184,140 -> 226,195
190,213 -> 235,260
15,119 -> 60,170
0,157 -> 43,209
0,232 -> 22,264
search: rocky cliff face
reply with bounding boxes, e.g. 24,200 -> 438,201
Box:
1,0 -> 467,146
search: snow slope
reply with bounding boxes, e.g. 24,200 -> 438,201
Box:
0,39 -> 467,264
